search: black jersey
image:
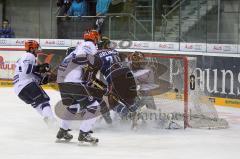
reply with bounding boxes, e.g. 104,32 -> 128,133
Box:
85,49 -> 137,107
97,49 -> 121,76
90,49 -> 122,83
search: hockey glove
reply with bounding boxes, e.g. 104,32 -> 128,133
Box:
40,74 -> 49,85
34,63 -> 51,74
96,18 -> 104,26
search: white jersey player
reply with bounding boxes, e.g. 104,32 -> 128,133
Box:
56,30 -> 102,144
13,40 -> 54,124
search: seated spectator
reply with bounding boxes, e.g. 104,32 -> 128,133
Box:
67,0 -> 87,16
0,19 -> 15,38
57,0 -> 72,16
96,0 -> 112,16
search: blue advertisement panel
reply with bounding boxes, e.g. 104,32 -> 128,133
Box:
196,56 -> 240,99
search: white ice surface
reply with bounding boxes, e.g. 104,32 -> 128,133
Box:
0,88 -> 240,159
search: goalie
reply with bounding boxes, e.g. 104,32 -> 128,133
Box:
128,51 -> 157,110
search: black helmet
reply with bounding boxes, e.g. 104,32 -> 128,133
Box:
98,36 -> 111,49
66,47 -> 76,56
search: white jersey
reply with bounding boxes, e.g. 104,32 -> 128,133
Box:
13,52 -> 40,95
57,41 -> 97,83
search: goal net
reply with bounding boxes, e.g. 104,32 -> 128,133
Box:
122,52 -> 228,129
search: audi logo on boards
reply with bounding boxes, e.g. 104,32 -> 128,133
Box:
56,40 -> 65,46
0,39 -> 8,45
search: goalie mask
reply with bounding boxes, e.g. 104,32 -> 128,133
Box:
128,51 -> 144,69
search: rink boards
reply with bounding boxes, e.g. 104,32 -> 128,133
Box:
0,79 -> 239,108
0,44 -> 240,108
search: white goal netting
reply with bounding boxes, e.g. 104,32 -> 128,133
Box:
124,53 -> 228,129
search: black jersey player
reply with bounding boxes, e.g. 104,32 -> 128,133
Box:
84,36 -> 138,118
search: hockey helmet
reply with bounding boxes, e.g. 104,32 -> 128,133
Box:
83,29 -> 100,44
98,36 -> 111,49
25,40 -> 40,52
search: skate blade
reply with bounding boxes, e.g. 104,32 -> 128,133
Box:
55,139 -> 72,143
131,126 -> 138,131
78,139 -> 99,146
131,123 -> 139,131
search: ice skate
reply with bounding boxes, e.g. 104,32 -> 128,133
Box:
56,128 -> 73,142
131,111 -> 146,130
131,111 -> 138,130
102,112 -> 112,124
78,130 -> 99,145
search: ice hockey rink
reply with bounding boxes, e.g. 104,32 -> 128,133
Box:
0,88 -> 240,159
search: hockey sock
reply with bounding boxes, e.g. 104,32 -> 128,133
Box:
40,102 -> 54,118
42,106 -> 54,118
34,105 -> 43,116
79,117 -> 97,132
60,120 -> 71,130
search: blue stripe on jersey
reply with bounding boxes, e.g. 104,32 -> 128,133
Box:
13,80 -> 19,84
72,57 -> 88,65
13,75 -> 19,80
40,102 -> 50,109
26,64 -> 33,74
13,75 -> 19,84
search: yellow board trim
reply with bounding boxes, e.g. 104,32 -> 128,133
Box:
214,98 -> 240,108
0,80 -> 13,87
0,80 -> 59,90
